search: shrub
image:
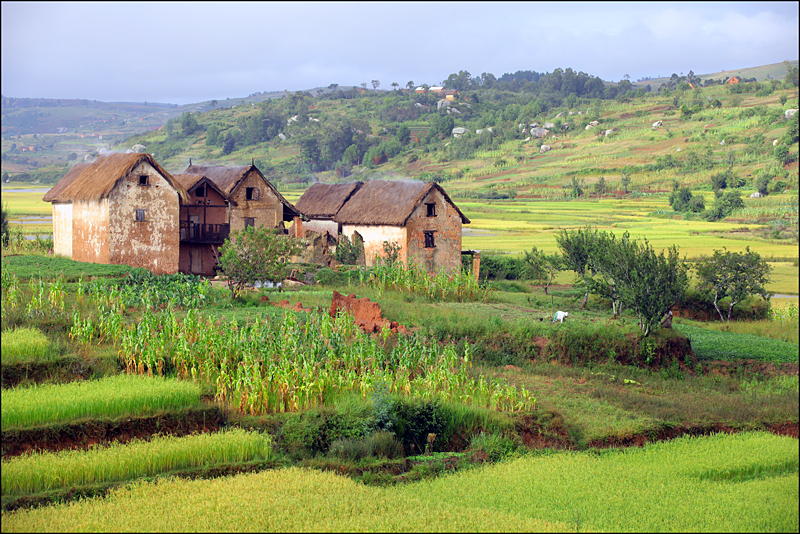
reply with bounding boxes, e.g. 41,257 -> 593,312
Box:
328,431 -> 404,461
392,399 -> 447,456
480,255 -> 529,281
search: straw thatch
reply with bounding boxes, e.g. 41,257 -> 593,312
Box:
294,182 -> 363,219
184,164 -> 299,218
334,180 -> 469,226
42,162 -> 91,202
45,153 -> 188,203
173,174 -> 235,205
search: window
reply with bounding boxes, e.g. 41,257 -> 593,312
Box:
246,187 -> 259,200
138,175 -> 149,186
195,185 -> 206,198
135,209 -> 147,222
244,217 -> 255,229
426,202 -> 436,217
424,231 -> 435,248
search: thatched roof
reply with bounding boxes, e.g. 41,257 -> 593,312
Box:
42,162 -> 91,202
294,182 -> 363,219
173,173 -> 234,205
184,163 -> 300,218
334,180 -> 469,226
44,153 -> 188,203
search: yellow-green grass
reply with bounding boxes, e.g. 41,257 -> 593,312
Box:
460,196 -> 798,261
1,428 -> 272,497
768,263 -> 800,295
0,327 -> 52,366
1,375 -> 201,431
1,191 -> 52,217
3,432 -> 795,532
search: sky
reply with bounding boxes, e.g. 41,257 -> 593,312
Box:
2,1 -> 798,105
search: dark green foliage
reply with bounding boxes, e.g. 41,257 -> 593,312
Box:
773,144 -> 790,165
705,190 -> 744,220
1,203 -> 9,247
335,234 -> 364,265
695,247 -> 772,322
479,254 -> 529,281
392,399 -> 447,455
669,187 -> 705,213
278,408 -> 367,460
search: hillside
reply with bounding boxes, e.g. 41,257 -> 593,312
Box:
117,68 -> 798,200
2,63 -> 798,221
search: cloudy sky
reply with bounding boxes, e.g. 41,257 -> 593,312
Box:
2,2 -> 797,105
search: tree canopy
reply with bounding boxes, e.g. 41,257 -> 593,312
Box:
695,247 -> 772,322
219,227 -> 303,299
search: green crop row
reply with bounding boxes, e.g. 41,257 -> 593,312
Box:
1,375 -> 202,431
675,323 -> 799,363
96,306 -> 535,415
1,428 -> 271,497
3,432 -> 795,532
368,259 -> 486,302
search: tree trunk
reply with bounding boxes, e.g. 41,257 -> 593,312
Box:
727,300 -> 738,321
713,292 -> 726,322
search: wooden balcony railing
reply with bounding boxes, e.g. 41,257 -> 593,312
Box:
180,222 -> 230,243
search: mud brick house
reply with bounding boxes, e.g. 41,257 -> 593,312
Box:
42,153 -> 189,274
173,173 -> 232,276
294,181 -> 364,237
183,162 -> 302,234
298,180 -> 469,273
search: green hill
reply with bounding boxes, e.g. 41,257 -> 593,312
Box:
3,62 -> 798,214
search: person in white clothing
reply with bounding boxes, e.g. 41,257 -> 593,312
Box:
553,311 -> 568,323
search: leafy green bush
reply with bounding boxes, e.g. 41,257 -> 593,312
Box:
479,254 -> 529,280
392,399 -> 448,456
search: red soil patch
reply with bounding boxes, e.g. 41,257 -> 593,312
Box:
330,291 -> 408,334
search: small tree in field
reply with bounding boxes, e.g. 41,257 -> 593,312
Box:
219,226 -> 303,299
695,247 -> 772,322
523,246 -> 561,295
616,240 -> 688,336
556,227 -> 597,308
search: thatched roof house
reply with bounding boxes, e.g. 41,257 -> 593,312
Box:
334,180 -> 469,226
312,180 -> 470,273
294,182 -> 363,236
42,162 -> 91,203
43,152 -> 188,274
184,163 -> 300,230
46,153 -> 188,203
295,181 -> 363,219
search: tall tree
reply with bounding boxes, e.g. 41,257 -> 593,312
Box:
695,247 -> 772,322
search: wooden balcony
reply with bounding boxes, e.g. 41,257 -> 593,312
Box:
180,222 -> 230,244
